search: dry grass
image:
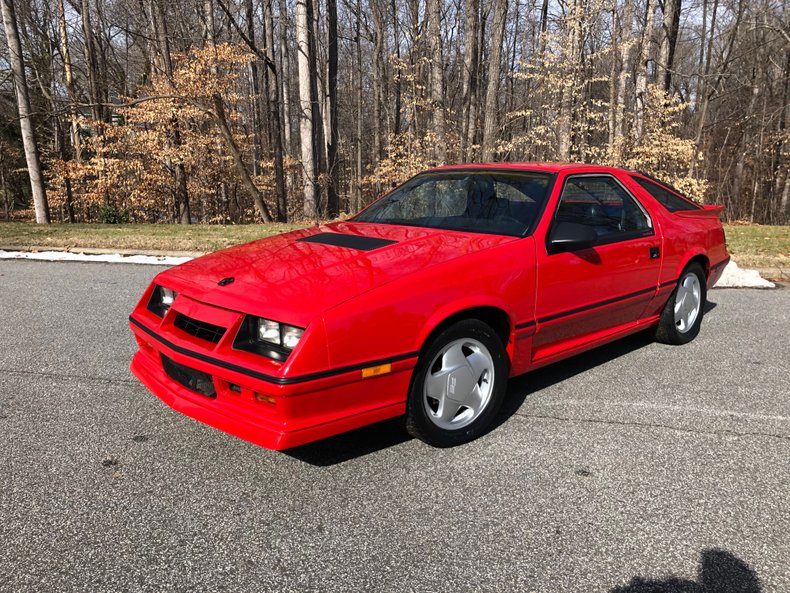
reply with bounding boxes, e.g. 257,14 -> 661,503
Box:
0,222 -> 307,253
723,224 -> 790,269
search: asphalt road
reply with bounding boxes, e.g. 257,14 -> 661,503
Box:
0,260 -> 788,593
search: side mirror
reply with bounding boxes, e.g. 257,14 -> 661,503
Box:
549,222 -> 597,251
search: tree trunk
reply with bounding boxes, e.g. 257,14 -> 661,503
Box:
657,0 -> 681,92
695,0 -> 708,112
632,0 -> 655,142
1,0 -> 49,223
263,0 -> 289,222
354,0 -> 363,212
296,0 -> 319,219
80,0 -> 103,122
481,0 -> 508,161
775,50 -> 790,221
325,0 -> 339,217
372,3 -> 385,162
278,0 -> 293,155
557,0 -> 581,160
460,0 -> 479,160
57,0 -> 81,164
612,0 -> 635,162
391,0 -> 401,136
212,95 -> 274,223
607,7 -> 618,155
243,0 -> 263,177
733,67 -> 759,211
148,0 -> 190,223
1,153 -> 9,220
694,0 -> 745,176
427,0 -> 446,163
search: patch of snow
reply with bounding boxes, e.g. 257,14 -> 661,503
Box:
0,250 -> 193,266
714,260 -> 775,289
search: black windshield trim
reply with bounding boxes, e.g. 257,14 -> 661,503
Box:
351,168 -> 555,238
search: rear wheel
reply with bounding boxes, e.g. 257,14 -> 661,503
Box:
655,263 -> 707,345
405,319 -> 509,447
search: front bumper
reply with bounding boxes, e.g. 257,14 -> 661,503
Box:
129,312 -> 417,450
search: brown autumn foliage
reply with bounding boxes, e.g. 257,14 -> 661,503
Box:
46,44 -> 292,223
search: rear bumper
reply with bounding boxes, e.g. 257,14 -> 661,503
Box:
129,321 -> 415,450
708,255 -> 730,289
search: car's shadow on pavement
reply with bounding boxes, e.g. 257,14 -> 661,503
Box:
285,300 -> 720,466
609,548 -> 761,593
498,297 -> 718,426
283,418 -> 412,466
495,329 -> 656,427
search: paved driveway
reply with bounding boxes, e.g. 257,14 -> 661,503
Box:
0,260 -> 787,592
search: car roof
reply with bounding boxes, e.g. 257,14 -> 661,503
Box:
428,162 -> 626,174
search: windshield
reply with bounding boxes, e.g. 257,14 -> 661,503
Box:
353,170 -> 553,236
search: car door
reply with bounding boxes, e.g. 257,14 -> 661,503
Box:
532,173 -> 662,361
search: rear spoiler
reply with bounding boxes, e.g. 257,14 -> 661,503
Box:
674,205 -> 725,219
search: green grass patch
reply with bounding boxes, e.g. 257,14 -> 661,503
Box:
1,222 -> 787,270
0,222 -> 307,253
723,224 -> 790,269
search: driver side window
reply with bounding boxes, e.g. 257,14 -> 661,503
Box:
556,176 -> 651,242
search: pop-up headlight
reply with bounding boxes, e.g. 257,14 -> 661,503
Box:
147,285 -> 178,317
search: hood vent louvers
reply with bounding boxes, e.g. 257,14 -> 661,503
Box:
297,232 -> 397,251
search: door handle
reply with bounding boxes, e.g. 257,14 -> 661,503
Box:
649,246 -> 660,259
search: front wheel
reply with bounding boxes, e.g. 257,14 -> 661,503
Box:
655,263 -> 707,345
405,319 -> 509,447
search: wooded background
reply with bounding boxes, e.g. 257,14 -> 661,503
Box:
1,0 -> 788,225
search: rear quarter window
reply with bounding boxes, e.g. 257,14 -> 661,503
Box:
632,176 -> 700,212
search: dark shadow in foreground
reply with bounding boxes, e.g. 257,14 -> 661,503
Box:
282,417 -> 411,466
611,549 -> 761,593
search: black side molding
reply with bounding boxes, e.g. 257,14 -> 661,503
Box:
297,232 -> 397,251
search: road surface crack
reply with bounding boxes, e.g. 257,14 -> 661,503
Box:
0,367 -> 138,386
512,411 -> 790,443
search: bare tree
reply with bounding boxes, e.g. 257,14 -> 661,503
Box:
1,0 -> 49,223
460,0 -> 480,160
612,0 -> 635,162
481,0 -> 508,161
427,0 -> 446,163
657,0 -> 681,92
296,0 -> 319,218
633,0 -> 656,142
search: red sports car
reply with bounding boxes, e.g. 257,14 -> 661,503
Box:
129,163 -> 729,449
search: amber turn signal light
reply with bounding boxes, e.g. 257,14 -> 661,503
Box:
361,363 -> 392,378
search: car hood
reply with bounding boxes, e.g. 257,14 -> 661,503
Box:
156,221 -> 516,327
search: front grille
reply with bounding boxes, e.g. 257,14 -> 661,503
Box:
161,354 -> 216,398
173,312 -> 226,344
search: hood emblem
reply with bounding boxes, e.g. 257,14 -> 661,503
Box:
217,277 -> 235,286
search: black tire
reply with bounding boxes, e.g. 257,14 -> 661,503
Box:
654,262 -> 707,345
405,319 -> 509,447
